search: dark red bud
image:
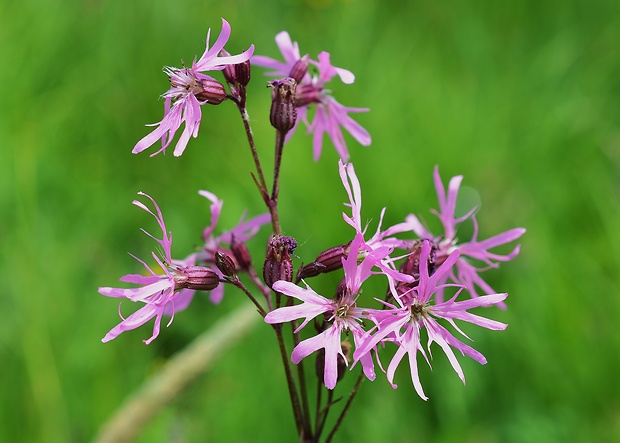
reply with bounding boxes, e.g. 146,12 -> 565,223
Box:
215,251 -> 236,277
220,49 -> 237,86
231,236 -> 253,272
263,235 -> 297,288
298,242 -> 350,279
288,55 -> 309,83
173,266 -> 219,291
294,83 -> 322,107
297,262 -> 327,279
235,59 -> 251,87
268,78 -> 297,133
195,78 -> 227,104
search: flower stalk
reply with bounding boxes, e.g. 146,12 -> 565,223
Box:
99,18 -> 525,443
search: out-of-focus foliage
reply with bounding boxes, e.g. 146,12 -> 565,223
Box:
1,0 -> 619,442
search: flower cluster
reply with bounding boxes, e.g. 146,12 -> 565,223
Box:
265,162 -> 524,398
99,191 -> 267,343
133,19 -> 254,157
253,31 -> 371,161
101,20 -> 525,440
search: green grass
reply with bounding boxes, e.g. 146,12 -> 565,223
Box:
2,0 -> 619,441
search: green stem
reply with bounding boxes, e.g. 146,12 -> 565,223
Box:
273,324 -> 305,439
291,318 -> 312,437
268,130 -> 286,235
237,105 -> 268,196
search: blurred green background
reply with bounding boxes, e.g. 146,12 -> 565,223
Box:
2,0 -> 619,441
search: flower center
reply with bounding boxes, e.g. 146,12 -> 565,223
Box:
336,303 -> 351,318
410,302 -> 429,322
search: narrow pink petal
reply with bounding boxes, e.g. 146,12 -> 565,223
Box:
404,214 -> 433,238
206,46 -> 255,68
264,303 -> 327,330
163,289 -> 195,315
208,284 -> 225,304
274,31 -> 300,64
102,303 -> 159,343
425,318 -> 466,382
292,327 -> 343,390
272,281 -> 330,306
119,274 -> 161,285
197,18 -> 231,64
250,55 -> 283,70
98,279 -> 172,302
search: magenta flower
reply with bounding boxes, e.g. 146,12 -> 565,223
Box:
251,31 -> 305,79
404,166 -> 526,305
354,240 -> 508,400
133,19 -> 254,157
265,234 -> 397,389
194,190 -> 270,303
99,193 -> 219,344
338,160 -> 416,286
253,31 -> 370,161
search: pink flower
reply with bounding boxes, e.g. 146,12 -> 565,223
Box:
194,190 -> 270,304
338,160 -> 416,285
133,19 -> 254,157
404,166 -> 526,305
253,32 -> 370,161
354,241 -> 507,400
264,234 -> 398,389
99,193 -> 219,344
251,31 -> 304,79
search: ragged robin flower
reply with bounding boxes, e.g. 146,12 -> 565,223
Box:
133,18 -> 254,157
402,166 -> 526,306
253,31 -> 370,161
353,240 -> 508,400
265,234 -> 407,389
99,193 -> 219,344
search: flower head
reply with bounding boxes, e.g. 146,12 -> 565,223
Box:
404,166 -> 526,305
253,32 -> 370,161
338,160 -> 416,287
195,190 -> 270,303
354,240 -> 508,400
99,193 -> 219,344
133,19 -> 254,157
265,234 -> 404,389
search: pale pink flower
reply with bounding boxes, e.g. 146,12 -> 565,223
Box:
338,160 -> 416,287
194,190 -> 270,303
404,166 -> 526,305
265,234 -> 398,389
133,19 -> 254,157
354,241 -> 507,400
99,193 -> 219,344
253,32 -> 370,161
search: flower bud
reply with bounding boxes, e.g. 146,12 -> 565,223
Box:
399,240 -> 423,280
215,251 -> 236,277
194,78 -> 228,104
396,240 -> 437,297
288,55 -> 309,83
221,49 -> 251,89
294,83 -> 322,107
297,242 -> 350,279
231,235 -> 253,272
221,49 -> 237,86
296,262 -> 326,280
173,266 -> 219,291
263,235 -> 297,288
268,78 -> 297,133
235,58 -> 252,87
